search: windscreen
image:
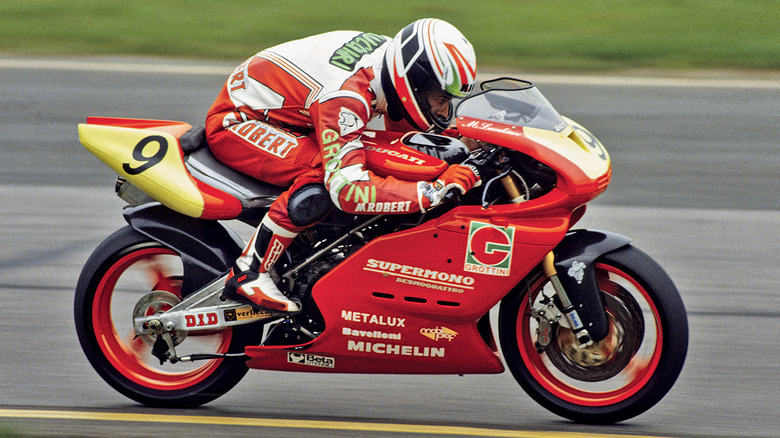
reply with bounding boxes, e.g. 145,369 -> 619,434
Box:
456,79 -> 568,133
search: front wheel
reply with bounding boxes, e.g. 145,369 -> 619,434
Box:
499,245 -> 688,424
74,226 -> 261,407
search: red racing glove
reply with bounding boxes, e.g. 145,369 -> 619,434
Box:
417,164 -> 481,211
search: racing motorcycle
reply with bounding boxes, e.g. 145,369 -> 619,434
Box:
74,78 -> 688,424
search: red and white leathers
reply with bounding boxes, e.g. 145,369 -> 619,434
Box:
205,30 -> 479,311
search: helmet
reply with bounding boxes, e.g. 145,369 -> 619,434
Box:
381,19 -> 477,132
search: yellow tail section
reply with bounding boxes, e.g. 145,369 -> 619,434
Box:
78,122 -> 207,218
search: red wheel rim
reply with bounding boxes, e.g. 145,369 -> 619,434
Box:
92,246 -> 232,390
517,264 -> 663,406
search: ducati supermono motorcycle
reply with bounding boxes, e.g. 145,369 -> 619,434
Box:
74,78 -> 688,424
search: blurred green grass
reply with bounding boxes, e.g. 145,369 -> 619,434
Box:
1,0 -> 778,71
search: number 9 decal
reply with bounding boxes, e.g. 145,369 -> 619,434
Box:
572,125 -> 607,161
122,135 -> 168,175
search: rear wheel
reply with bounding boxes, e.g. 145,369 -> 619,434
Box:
74,226 -> 260,407
499,245 -> 688,423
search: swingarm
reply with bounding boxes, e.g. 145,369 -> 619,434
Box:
132,274 -> 281,364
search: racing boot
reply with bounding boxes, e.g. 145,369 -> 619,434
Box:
225,215 -> 300,312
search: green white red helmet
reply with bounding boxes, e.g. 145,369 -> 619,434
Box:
381,18 -> 478,132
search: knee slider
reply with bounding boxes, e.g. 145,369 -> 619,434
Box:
287,184 -> 334,227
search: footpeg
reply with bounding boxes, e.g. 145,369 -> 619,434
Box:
262,319 -> 317,346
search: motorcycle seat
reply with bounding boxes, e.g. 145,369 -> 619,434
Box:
181,126 -> 286,220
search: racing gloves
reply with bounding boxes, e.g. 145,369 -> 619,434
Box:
417,163 -> 481,212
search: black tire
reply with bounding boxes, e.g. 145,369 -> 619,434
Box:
499,244 -> 688,424
74,226 -> 261,407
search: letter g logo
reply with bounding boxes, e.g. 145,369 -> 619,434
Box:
465,221 -> 514,274
321,129 -> 340,145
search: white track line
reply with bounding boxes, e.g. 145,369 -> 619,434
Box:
1,57 -> 779,89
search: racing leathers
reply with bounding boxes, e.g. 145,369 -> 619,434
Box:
205,31 -> 479,312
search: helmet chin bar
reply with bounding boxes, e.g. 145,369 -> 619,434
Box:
380,60 -> 453,133
415,81 -> 455,133
422,108 -> 452,133
421,94 -> 453,133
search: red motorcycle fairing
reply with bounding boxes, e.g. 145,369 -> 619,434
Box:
457,116 -> 611,203
245,205 -> 574,374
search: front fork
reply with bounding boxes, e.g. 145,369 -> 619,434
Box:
541,252 -> 594,349
527,228 -> 633,355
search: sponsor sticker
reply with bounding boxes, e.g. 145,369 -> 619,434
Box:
263,238 -> 286,271
462,120 -> 523,137
420,326 -> 458,342
229,122 -> 297,159
329,32 -> 387,71
338,107 -> 364,136
224,306 -> 273,322
343,327 -> 401,340
287,352 -> 335,368
346,340 -> 445,358
341,310 -> 405,327
354,200 -> 412,213
363,145 -> 426,165
464,221 -> 514,276
363,259 -> 475,293
184,312 -> 219,328
568,261 -> 587,284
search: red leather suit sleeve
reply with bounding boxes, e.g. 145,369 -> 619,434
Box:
309,94 -> 426,215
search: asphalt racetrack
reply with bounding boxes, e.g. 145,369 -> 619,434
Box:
0,57 -> 778,437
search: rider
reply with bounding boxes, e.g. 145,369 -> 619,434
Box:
205,18 -> 480,313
